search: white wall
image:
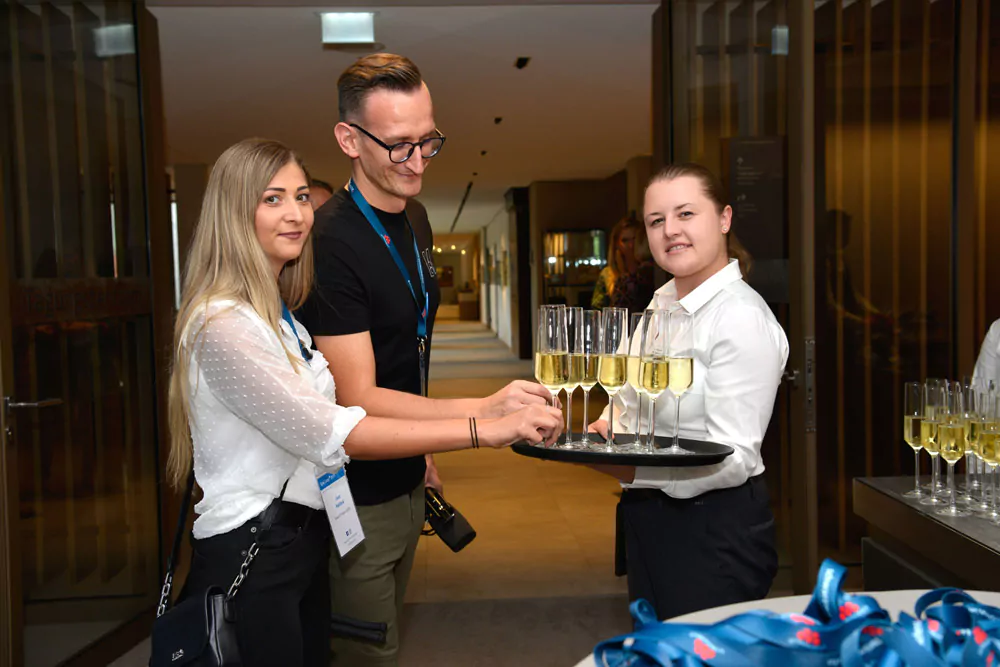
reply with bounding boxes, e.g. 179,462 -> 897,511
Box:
480,214 -> 513,348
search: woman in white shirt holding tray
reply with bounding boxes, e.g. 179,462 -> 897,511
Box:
589,163 -> 789,621
166,138 -> 562,666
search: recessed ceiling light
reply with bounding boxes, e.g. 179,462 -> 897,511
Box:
94,24 -> 134,58
321,12 -> 381,50
515,57 -> 531,69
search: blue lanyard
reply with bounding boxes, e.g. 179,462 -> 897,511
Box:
348,179 -> 428,339
280,301 -> 312,361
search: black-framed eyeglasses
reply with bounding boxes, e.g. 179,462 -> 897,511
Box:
349,123 -> 446,164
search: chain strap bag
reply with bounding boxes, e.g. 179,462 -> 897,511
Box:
149,471 -> 287,667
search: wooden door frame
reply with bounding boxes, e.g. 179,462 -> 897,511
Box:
787,0 -> 819,593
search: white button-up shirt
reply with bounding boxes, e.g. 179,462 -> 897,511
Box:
601,259 -> 789,498
974,319 -> 1000,391
185,299 -> 365,539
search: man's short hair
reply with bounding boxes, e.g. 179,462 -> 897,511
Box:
338,53 -> 423,122
310,178 -> 334,194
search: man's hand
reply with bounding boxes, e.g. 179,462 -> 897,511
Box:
424,454 -> 443,493
480,380 -> 557,418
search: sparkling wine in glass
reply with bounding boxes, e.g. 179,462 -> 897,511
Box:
598,307 -> 628,452
902,382 -> 924,499
639,309 -> 670,454
535,305 -> 568,415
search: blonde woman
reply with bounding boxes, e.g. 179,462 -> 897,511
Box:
592,213 -> 643,311
168,138 -> 561,666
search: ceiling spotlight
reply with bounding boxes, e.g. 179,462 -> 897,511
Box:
461,250 -> 467,255
494,117 -> 503,125
450,245 -> 456,250
515,57 -> 531,69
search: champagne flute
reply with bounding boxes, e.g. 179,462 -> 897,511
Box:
972,385 -> 995,516
920,380 -> 946,506
922,378 -> 948,495
559,307 -> 584,449
936,385 -> 970,517
627,312 -> 648,451
598,307 -> 628,452
902,382 -> 925,499
535,305 -> 568,412
639,309 -> 670,455
663,307 -> 694,455
960,381 -> 982,504
577,310 -> 602,447
980,392 -> 1000,523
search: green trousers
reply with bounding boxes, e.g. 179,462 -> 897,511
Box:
330,483 -> 424,667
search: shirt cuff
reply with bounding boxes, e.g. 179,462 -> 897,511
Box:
322,405 -> 366,469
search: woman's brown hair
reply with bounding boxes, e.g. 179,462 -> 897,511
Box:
648,163 -> 752,278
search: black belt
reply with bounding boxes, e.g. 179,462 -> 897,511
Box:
254,498 -> 316,529
620,474 -> 767,505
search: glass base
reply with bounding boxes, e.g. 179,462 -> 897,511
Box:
937,505 -> 971,517
919,494 -> 946,506
902,487 -> 925,499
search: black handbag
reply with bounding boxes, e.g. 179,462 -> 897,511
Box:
149,471 -> 285,667
423,487 -> 477,552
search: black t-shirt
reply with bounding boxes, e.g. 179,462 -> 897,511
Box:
298,188 -> 440,506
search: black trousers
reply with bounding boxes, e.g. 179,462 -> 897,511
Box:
178,501 -> 331,667
619,475 -> 778,621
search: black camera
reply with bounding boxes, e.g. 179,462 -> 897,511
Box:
423,487 -> 476,553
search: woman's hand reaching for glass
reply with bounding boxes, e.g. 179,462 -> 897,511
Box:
480,405 -> 564,448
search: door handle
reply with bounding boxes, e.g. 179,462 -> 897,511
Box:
782,369 -> 800,388
4,397 -> 64,411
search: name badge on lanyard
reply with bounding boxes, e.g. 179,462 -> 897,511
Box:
348,179 -> 430,397
317,467 -> 365,556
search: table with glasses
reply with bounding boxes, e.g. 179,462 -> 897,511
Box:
528,305 -> 720,463
854,476 -> 1000,592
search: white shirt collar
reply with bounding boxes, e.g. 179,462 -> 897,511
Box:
654,258 -> 743,314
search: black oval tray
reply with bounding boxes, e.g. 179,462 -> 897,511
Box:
512,433 -> 734,467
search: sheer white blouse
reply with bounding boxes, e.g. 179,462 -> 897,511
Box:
184,300 -> 365,539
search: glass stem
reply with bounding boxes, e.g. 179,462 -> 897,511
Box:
990,466 -> 997,514
566,388 -> 574,445
672,395 -> 681,448
948,463 -> 957,513
649,397 -> 657,453
634,393 -> 642,441
913,449 -> 921,495
932,456 -> 940,494
582,389 -> 590,445
607,394 -> 616,451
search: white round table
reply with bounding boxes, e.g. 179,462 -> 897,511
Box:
573,590 -> 1000,667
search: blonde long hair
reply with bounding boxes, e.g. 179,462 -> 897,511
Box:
166,138 -> 314,489
605,213 -> 643,295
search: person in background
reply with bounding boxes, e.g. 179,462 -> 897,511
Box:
974,318 -> 1000,390
611,222 -> 657,313
167,137 -> 562,666
589,163 -> 787,620
592,213 -> 643,311
310,178 -> 335,210
296,54 -> 553,666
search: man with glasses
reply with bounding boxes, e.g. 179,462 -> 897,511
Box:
297,53 -> 550,667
